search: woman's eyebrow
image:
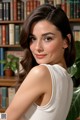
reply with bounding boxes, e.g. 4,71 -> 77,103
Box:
30,32 -> 55,37
42,32 -> 55,37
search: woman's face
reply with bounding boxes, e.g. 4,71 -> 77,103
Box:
30,20 -> 68,65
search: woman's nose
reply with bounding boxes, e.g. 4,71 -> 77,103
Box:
35,41 -> 43,52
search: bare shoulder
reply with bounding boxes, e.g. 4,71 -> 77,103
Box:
29,64 -> 50,79
24,64 -> 51,88
21,64 -> 52,96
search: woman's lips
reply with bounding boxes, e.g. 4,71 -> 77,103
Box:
35,54 -> 46,59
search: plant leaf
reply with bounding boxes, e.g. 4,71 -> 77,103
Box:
66,86 -> 80,120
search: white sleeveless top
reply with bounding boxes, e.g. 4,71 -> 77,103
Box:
23,64 -> 73,120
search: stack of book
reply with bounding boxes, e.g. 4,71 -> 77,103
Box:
0,87 -> 15,109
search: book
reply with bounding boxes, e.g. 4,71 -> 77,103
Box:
1,87 -> 7,108
0,88 -> 2,108
70,0 -> 74,18
17,0 -> 21,20
44,0 -> 54,4
5,2 -> 10,20
9,24 -> 14,45
24,1 -> 27,20
73,26 -> 80,41
61,0 -> 66,13
8,87 -> 15,105
14,24 -> 20,45
6,25 -> 9,45
66,0 -> 70,18
1,2 -> 10,20
0,25 -> 2,44
13,0 -> 17,20
0,48 -> 5,76
2,25 -> 6,45
0,2 -> 2,20
17,0 -> 24,20
2,2 -> 6,20
56,0 -> 61,8
26,0 -> 40,15
10,0 -> 13,20
76,0 -> 80,18
40,0 -> 45,4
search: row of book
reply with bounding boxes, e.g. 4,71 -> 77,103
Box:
73,26 -> 80,41
60,0 -> 80,19
0,87 -> 15,109
0,48 -> 23,77
47,0 -> 80,19
0,0 -> 24,21
73,31 -> 80,41
0,0 -> 40,21
0,0 -> 80,21
0,24 -> 21,45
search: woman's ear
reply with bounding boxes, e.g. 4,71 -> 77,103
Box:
63,34 -> 71,49
67,34 -> 71,43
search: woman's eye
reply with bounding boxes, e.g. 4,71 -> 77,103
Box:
44,36 -> 53,41
30,36 -> 36,42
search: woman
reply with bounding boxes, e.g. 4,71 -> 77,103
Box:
5,4 -> 76,120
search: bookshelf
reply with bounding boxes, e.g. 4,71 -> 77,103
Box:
0,76 -> 17,87
0,0 -> 25,112
0,76 -> 17,112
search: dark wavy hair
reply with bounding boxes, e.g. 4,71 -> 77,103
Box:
16,4 -> 76,89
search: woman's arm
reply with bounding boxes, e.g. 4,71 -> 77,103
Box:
5,65 -> 51,120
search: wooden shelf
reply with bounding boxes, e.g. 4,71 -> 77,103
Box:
69,18 -> 80,22
0,108 -> 6,113
0,20 -> 24,24
0,76 -> 17,86
0,45 -> 21,48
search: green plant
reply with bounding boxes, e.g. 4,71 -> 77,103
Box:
67,41 -> 80,120
66,86 -> 80,120
68,41 -> 80,87
0,54 -> 19,73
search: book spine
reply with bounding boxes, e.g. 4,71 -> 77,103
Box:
74,31 -> 80,41
53,0 -> 57,7
17,1 -> 21,20
0,48 -> 5,76
35,0 -> 40,8
66,0 -> 70,19
73,26 -> 80,41
30,1 -> 33,12
56,0 -> 61,8
8,87 -> 15,105
70,0 -> 74,18
0,2 -> 2,20
26,1 -> 30,15
61,0 -> 66,13
20,1 -> 24,20
9,24 -> 14,45
13,0 -> 17,20
1,87 -> 7,108
6,25 -> 9,45
24,1 -> 27,20
0,25 -> 2,45
10,0 -> 13,20
40,0 -> 45,5
76,0 -> 80,18
2,25 -> 6,45
5,2 -> 10,20
0,88 -> 2,108
14,25 -> 20,45
2,2 -> 6,20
